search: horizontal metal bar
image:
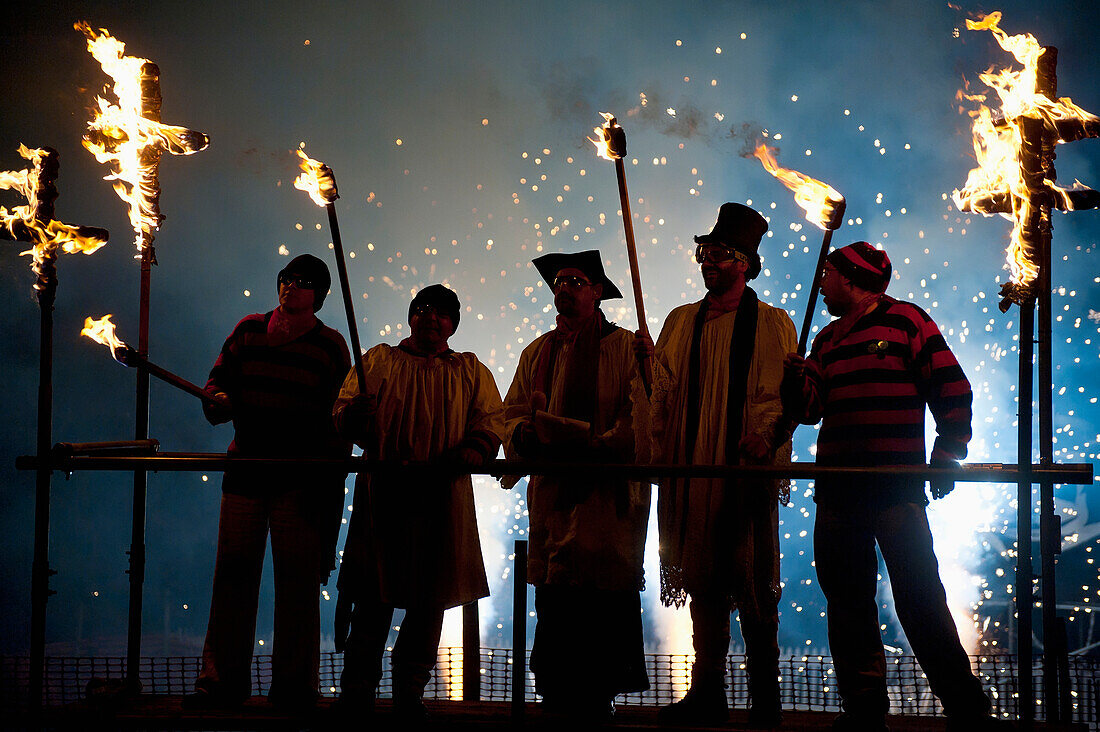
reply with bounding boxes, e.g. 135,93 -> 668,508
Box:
13,454 -> 1093,484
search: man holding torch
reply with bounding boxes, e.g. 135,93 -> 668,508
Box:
780,242 -> 1004,732
503,250 -> 651,721
635,203 -> 795,728
332,284 -> 504,721
186,254 -> 351,712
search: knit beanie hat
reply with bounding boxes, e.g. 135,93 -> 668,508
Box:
827,242 -> 891,293
409,284 -> 461,328
278,254 -> 331,312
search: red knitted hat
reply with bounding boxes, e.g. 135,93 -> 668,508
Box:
826,242 -> 891,293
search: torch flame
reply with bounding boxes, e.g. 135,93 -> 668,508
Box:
1,144 -> 109,287
76,21 -> 209,255
588,112 -> 620,162
751,143 -> 843,230
293,148 -> 339,207
81,314 -> 128,360
952,11 -> 1100,290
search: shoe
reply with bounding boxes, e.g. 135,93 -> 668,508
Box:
332,690 -> 375,718
657,684 -> 729,724
747,704 -> 783,729
182,687 -> 243,711
393,695 -> 429,722
945,714 -> 1016,731
268,690 -> 318,715
832,710 -> 889,731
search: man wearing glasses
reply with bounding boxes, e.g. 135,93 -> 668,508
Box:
188,254 -> 352,712
333,284 -> 504,720
636,203 -> 795,728
503,251 -> 651,721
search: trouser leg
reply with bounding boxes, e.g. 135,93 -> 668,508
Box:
688,593 -> 731,686
391,606 -> 445,700
814,503 -> 889,717
340,602 -> 394,694
875,502 -> 991,718
740,607 -> 780,712
197,492 -> 269,701
268,488 -> 322,701
531,585 -> 568,700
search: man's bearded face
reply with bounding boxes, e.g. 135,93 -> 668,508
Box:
553,266 -> 602,319
820,262 -> 851,316
698,246 -> 748,295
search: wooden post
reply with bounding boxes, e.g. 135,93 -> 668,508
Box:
511,539 -> 528,722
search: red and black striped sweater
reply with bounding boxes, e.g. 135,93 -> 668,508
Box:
204,312 -> 351,469
784,295 -> 973,506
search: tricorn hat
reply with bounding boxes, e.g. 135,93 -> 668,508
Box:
531,250 -> 623,300
693,202 -> 769,280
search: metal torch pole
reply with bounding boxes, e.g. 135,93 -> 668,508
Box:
1017,298 -> 1035,729
29,147 -> 61,711
1033,47 -> 1065,721
325,202 -> 367,391
30,261 -> 57,711
126,61 -> 164,695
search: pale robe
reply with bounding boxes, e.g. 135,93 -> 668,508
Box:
504,326 -> 650,592
335,344 -> 504,610
646,299 -> 795,610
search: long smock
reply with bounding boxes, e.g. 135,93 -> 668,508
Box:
335,344 -> 504,610
504,326 -> 650,592
644,299 -> 795,611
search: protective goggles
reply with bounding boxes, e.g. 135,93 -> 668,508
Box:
278,272 -> 316,289
694,245 -> 749,265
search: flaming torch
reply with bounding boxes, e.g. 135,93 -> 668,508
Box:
1,143 -> 109,708
76,20 -> 209,694
589,113 -> 651,390
293,148 -> 367,391
953,12 -> 1100,721
751,142 -> 846,355
81,315 -> 218,407
952,11 -> 1100,311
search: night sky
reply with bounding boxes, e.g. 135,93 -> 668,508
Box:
2,1 -> 1099,662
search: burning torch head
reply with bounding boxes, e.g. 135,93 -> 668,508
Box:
826,242 -> 892,294
277,254 -> 331,312
693,202 -> 769,280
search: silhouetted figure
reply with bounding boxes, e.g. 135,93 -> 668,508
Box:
186,254 -> 351,712
503,251 -> 650,721
636,203 -> 794,728
333,284 -> 503,721
782,242 -> 1006,732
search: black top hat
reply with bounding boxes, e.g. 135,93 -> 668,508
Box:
693,202 -> 769,280
531,250 -> 623,300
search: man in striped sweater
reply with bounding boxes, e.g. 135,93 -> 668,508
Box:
187,254 -> 351,712
782,242 -> 1004,731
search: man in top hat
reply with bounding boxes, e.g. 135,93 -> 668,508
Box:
636,203 -> 795,727
187,254 -> 352,711
781,243 -> 1002,731
333,284 -> 504,720
503,250 -> 651,720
